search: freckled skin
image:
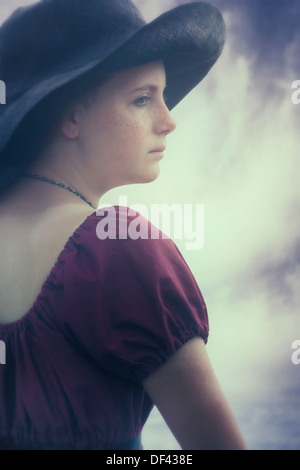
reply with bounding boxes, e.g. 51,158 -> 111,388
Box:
22,61 -> 176,208
76,61 -> 176,193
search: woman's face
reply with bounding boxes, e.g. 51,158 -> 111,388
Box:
73,60 -> 176,193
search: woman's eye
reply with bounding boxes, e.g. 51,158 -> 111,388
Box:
134,95 -> 150,106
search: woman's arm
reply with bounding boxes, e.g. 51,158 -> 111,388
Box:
142,337 -> 248,450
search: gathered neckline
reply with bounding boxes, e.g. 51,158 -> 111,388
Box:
0,211 -> 97,330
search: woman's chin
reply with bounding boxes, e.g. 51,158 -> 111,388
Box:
142,164 -> 162,183
114,165 -> 161,188
139,170 -> 160,184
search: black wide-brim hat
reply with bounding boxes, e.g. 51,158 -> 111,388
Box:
0,0 -> 226,155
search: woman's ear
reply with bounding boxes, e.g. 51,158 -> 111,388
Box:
60,106 -> 81,139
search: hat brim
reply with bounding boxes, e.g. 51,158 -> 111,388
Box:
0,2 -> 225,154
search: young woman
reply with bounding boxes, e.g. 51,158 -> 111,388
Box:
0,0 -> 248,450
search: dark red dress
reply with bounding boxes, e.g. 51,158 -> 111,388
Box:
0,206 -> 209,450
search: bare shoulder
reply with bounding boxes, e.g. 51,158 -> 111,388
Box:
0,190 -> 93,323
143,337 -> 248,450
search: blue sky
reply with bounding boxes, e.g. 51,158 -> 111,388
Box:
1,0 -> 300,450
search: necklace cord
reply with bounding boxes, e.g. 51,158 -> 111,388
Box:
21,172 -> 97,210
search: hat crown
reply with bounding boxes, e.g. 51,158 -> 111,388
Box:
0,0 -> 145,94
0,0 -> 226,157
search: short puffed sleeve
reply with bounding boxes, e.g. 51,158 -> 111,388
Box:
62,206 -> 209,382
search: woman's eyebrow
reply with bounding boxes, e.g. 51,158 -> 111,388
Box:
128,84 -> 167,94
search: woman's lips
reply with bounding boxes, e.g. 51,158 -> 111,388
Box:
149,147 -> 166,158
150,147 -> 166,153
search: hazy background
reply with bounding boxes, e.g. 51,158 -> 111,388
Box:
1,0 -> 300,450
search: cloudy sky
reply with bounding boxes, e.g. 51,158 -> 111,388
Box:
1,0 -> 300,450
134,0 -> 300,450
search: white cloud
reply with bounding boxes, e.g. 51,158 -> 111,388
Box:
0,0 -> 39,25
132,2 -> 300,450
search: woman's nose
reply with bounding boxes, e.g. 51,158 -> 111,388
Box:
155,102 -> 177,135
